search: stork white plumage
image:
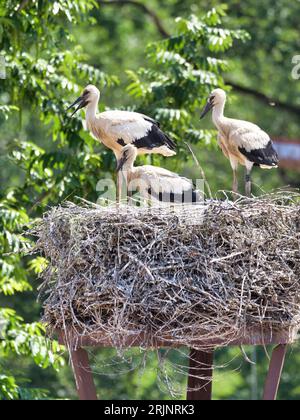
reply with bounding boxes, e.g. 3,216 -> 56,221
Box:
200,89 -> 279,197
67,85 -> 176,162
117,144 -> 201,204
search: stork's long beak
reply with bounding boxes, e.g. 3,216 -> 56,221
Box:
67,96 -> 87,117
200,100 -> 214,119
116,155 -> 127,172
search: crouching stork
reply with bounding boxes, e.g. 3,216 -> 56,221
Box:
117,144 -> 201,204
200,88 -> 279,197
67,85 -> 176,161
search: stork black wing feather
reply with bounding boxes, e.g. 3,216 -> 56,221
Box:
133,124 -> 176,151
143,117 -> 161,128
239,140 -> 279,167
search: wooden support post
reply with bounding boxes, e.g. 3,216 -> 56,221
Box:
187,348 -> 214,401
70,347 -> 98,400
57,328 -> 294,401
263,344 -> 288,401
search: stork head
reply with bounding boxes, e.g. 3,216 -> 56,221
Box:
200,88 -> 227,119
116,144 -> 138,172
67,85 -> 100,117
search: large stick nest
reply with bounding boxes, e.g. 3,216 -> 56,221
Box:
33,193 -> 300,348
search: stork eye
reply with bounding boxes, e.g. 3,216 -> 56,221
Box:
210,95 -> 215,102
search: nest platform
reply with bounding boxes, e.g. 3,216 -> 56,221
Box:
33,192 -> 300,400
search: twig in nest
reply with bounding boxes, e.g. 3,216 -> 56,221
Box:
184,142 -> 213,199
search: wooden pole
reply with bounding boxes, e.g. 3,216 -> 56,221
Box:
70,348 -> 98,400
263,344 -> 288,401
187,349 -> 214,400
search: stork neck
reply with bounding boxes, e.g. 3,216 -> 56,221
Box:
85,99 -> 98,124
212,102 -> 226,128
123,157 -> 135,173
122,150 -> 137,175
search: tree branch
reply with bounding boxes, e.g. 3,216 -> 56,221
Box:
226,81 -> 300,117
17,0 -> 300,119
97,0 -> 170,38
17,0 -> 30,12
98,1 -> 300,118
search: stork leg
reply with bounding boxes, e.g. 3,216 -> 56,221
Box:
115,153 -> 125,204
116,171 -> 122,203
231,169 -> 239,201
245,163 -> 254,198
232,170 -> 238,195
116,158 -> 124,204
117,168 -> 130,204
245,171 -> 252,197
230,158 -> 239,200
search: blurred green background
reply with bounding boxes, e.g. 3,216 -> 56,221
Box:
0,0 -> 299,400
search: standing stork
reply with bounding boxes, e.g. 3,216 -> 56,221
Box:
117,144 -> 201,204
200,89 -> 279,197
67,85 -> 176,161
67,85 -> 176,202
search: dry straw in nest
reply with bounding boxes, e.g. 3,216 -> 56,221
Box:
33,192 -> 300,350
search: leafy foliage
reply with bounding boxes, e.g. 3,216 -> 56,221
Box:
0,0 -> 119,400
0,200 -> 30,295
0,2 -> 250,399
0,0 -> 299,400
127,7 -> 249,156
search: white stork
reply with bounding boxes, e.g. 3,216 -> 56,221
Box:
67,85 -> 176,162
117,144 -> 201,204
200,88 -> 279,196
